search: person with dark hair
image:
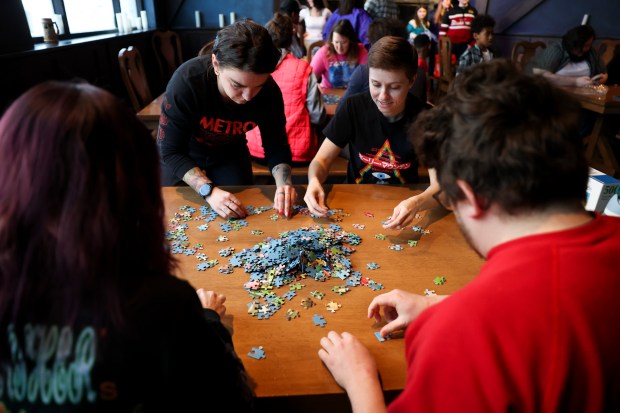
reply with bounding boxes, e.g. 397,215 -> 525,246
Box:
364,0 -> 399,20
311,19 -> 368,89
246,13 -> 326,165
159,19 -> 297,218
406,5 -> 432,42
439,0 -> 478,58
306,36 -> 439,229
456,14 -> 495,75
413,33 -> 431,74
527,24 -> 608,87
0,81 -> 255,411
279,0 -> 307,58
317,59 -> 620,412
322,0 -> 373,49
299,0 -> 332,50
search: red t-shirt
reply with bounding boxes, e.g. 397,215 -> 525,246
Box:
389,214 -> 620,412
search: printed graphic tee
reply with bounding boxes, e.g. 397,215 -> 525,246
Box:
324,92 -> 424,184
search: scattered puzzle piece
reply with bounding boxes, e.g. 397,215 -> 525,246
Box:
310,291 -> 325,300
326,301 -> 341,313
300,297 -> 315,309
374,234 -> 386,240
285,309 -> 300,320
374,332 -> 392,342
408,240 -> 418,247
433,276 -> 446,285
424,289 -> 436,296
312,314 -> 326,328
367,262 -> 380,270
248,346 -> 266,360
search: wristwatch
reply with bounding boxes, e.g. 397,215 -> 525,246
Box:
198,182 -> 214,199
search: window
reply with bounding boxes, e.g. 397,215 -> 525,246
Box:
20,0 -> 142,39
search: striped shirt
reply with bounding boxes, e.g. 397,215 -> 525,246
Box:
439,5 -> 477,45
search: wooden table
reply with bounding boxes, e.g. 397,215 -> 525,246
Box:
565,85 -> 620,176
136,94 -> 163,131
163,184 -> 483,406
322,87 -> 345,117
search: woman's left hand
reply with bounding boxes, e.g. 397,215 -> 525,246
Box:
273,185 -> 297,218
383,197 -> 422,230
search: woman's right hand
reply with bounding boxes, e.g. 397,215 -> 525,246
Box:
196,289 -> 227,318
206,187 -> 247,219
304,179 -> 329,216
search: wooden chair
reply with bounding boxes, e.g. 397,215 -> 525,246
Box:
432,36 -> 454,103
597,39 -> 620,66
118,46 -> 153,112
305,40 -> 324,63
511,41 -> 546,71
151,30 -> 183,84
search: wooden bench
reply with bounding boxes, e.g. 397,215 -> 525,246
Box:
252,156 -> 349,178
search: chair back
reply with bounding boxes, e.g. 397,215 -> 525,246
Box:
438,36 -> 454,82
151,30 -> 183,84
306,40 -> 324,63
118,46 -> 153,112
511,41 -> 546,71
598,39 -> 620,66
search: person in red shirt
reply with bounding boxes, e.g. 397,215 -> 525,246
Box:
318,60 -> 620,412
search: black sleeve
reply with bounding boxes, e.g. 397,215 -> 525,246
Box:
157,61 -> 203,181
255,79 -> 293,171
323,95 -> 359,148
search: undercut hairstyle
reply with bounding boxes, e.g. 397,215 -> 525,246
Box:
470,14 -> 495,35
0,81 -> 174,332
368,36 -> 418,81
368,17 -> 408,45
339,0 -> 364,15
198,19 -> 280,74
562,24 -> 596,53
411,59 -> 587,213
267,12 -> 294,50
328,19 -> 360,62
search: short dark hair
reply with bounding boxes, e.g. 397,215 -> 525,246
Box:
280,0 -> 300,15
368,36 -> 418,81
368,18 -> 408,45
470,14 -> 495,35
328,19 -> 360,62
411,59 -> 587,213
413,33 -> 431,49
562,25 -> 596,53
199,19 -> 280,74
267,12 -> 294,50
0,81 -> 173,329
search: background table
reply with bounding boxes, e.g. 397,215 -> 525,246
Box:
565,85 -> 620,176
163,184 -> 483,407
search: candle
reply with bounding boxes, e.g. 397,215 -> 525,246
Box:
116,13 -> 124,33
219,14 -> 225,28
195,10 -> 201,28
123,13 -> 132,32
140,10 -> 148,30
581,14 -> 589,25
230,12 -> 236,24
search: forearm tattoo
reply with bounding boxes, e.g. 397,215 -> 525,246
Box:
272,164 -> 292,186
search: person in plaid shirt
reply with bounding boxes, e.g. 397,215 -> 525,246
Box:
364,0 -> 399,20
456,14 -> 495,75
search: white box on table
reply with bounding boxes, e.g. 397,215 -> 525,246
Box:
585,168 -> 620,212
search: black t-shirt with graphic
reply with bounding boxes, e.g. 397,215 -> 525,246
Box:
158,56 -> 292,185
324,92 -> 424,184
0,274 -> 254,412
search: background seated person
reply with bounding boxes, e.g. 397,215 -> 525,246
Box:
311,19 -> 368,90
246,13 -> 326,166
322,0 -> 373,49
0,81 -> 254,411
527,24 -> 608,87
305,36 -> 439,229
342,18 -> 428,103
318,59 -> 620,413
456,14 -> 496,75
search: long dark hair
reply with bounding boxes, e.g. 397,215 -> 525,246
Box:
339,0 -> 364,15
0,81 -> 174,331
198,19 -> 280,74
328,19 -> 360,62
